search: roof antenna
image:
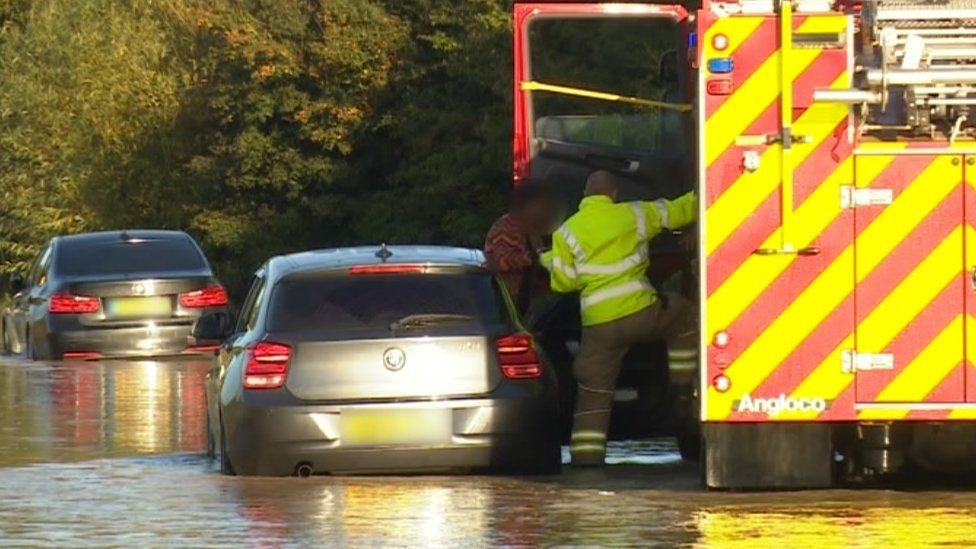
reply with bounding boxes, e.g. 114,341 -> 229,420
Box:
375,243 -> 393,262
120,230 -> 130,241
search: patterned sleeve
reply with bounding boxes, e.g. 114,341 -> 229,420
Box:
484,217 -> 534,274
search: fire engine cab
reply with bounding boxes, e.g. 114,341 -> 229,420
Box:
514,0 -> 976,488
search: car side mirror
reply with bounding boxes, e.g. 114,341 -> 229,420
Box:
8,272 -> 25,295
193,312 -> 232,342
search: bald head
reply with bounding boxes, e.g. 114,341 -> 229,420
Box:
584,170 -> 619,200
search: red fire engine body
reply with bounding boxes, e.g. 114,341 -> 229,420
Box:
514,0 -> 976,487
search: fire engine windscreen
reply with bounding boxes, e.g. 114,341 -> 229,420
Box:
526,17 -> 692,209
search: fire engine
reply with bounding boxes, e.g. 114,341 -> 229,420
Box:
513,0 -> 976,487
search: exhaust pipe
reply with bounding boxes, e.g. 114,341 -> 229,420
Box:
295,463 -> 314,478
813,89 -> 882,104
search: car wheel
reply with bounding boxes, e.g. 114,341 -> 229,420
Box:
219,417 -> 236,476
677,432 -> 701,462
24,328 -> 37,361
205,413 -> 216,460
0,318 -> 9,355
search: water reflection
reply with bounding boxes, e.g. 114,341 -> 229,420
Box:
5,356 -> 976,546
0,356 -> 209,466
694,506 -> 976,547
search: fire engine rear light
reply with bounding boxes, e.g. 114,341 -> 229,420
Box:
713,331 -> 731,349
713,374 -> 732,393
49,292 -> 101,314
707,58 -> 734,74
706,78 -> 734,96
179,284 -> 229,308
349,264 -> 427,275
496,333 -> 543,379
711,33 -> 729,51
243,341 -> 291,390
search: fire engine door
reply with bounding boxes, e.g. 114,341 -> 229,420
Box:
512,3 -> 691,207
853,154 -> 967,404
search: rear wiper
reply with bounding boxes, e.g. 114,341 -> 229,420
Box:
389,314 -> 474,332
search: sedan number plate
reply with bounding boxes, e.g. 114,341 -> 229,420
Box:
340,408 -> 451,447
107,296 -> 172,319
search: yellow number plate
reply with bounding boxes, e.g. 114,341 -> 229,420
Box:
340,408 -> 451,447
107,296 -> 172,318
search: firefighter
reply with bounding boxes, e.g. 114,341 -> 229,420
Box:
540,170 -> 698,466
484,180 -> 558,316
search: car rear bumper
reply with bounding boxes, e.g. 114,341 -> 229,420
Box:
222,393 -> 560,476
46,323 -> 201,359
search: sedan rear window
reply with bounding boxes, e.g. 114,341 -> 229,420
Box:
267,272 -> 507,332
56,238 -> 208,277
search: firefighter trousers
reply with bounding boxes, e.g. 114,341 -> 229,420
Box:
570,292 -> 698,466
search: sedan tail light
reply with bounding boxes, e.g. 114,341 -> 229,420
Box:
179,283 -> 229,308
243,341 -> 291,390
49,292 -> 101,314
496,333 -> 542,379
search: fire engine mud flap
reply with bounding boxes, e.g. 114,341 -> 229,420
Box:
704,422 -> 832,489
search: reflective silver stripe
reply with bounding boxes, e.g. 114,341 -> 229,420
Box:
580,280 -> 653,310
551,257 -> 577,280
571,430 -> 607,442
570,443 -> 606,453
578,383 -> 614,394
559,226 -> 585,263
576,247 -> 648,276
573,409 -> 612,417
654,199 -> 670,230
631,202 -> 647,240
668,349 -> 699,360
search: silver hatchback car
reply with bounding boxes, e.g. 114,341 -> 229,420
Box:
201,245 -> 561,476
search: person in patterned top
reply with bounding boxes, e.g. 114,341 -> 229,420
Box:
484,181 -> 558,315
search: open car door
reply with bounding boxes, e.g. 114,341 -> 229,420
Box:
513,2 -> 693,209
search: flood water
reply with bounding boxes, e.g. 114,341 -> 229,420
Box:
3,356 -> 976,546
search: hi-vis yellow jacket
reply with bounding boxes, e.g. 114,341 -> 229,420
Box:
541,192 -> 697,326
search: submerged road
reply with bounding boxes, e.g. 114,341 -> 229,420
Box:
1,357 -> 976,547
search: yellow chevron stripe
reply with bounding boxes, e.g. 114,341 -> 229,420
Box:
705,73 -> 849,257
704,17 -> 841,167
858,315 -> 964,420
706,148 -> 908,340
793,13 -> 848,35
858,232 -> 962,355
775,336 -> 853,421
706,156 -> 960,420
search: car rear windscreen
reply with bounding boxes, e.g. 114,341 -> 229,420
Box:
56,238 -> 208,277
267,272 -> 507,332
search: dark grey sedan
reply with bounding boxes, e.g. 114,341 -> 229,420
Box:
1,230 -> 230,360
200,245 -> 561,476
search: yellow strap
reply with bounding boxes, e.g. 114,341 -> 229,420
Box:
779,0 -> 795,251
521,81 -> 693,113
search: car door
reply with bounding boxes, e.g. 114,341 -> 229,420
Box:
10,244 -> 51,352
208,272 -> 265,412
513,3 -> 692,205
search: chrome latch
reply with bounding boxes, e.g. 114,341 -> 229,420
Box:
842,350 -> 895,373
840,186 -> 894,209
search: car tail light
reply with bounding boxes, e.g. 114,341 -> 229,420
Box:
63,351 -> 102,360
349,264 -> 426,275
496,333 -> 542,380
243,341 -> 291,390
179,284 -> 229,308
49,292 -> 101,314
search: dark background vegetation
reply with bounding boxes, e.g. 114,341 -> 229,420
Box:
0,0 -> 513,295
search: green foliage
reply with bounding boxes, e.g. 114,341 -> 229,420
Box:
0,0 -> 515,296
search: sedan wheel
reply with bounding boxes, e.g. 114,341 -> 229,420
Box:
219,418 -> 235,476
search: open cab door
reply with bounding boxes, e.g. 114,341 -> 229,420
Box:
513,2 -> 694,209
